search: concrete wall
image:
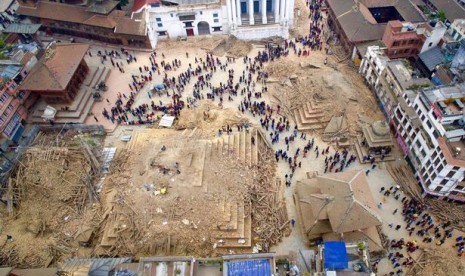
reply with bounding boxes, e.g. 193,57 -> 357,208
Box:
149,6 -> 226,38
232,24 -> 289,39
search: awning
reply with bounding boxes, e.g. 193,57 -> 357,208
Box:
41,106 -> 57,120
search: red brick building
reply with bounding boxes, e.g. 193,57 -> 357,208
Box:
382,21 -> 424,59
0,78 -> 38,141
17,0 -> 153,49
382,20 -> 447,59
19,43 -> 89,104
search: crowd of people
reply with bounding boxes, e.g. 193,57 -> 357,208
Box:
87,1 -> 465,275
373,184 -> 464,275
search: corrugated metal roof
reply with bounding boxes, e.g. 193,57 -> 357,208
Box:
59,257 -> 132,276
1,64 -> 23,79
419,47 -> 444,72
3,23 -> 42,34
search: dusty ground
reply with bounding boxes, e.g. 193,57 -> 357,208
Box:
2,0 -> 464,273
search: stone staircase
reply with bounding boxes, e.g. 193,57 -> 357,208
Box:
215,199 -> 252,249
28,66 -> 111,124
211,128 -> 259,166
85,66 -> 111,88
294,101 -> 329,131
354,135 -> 396,163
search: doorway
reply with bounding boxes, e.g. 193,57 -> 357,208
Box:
186,28 -> 194,36
197,21 -> 210,35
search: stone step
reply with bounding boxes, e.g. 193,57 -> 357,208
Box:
224,134 -> 230,155
90,67 -> 110,88
301,106 -> 325,119
218,137 -> 223,156
298,109 -> 325,124
234,133 -> 240,156
251,129 -> 258,165
84,66 -> 100,86
245,130 -> 250,166
241,130 -> 246,161
294,110 -> 325,130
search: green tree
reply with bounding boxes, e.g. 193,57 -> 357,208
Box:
437,10 -> 447,23
119,0 -> 129,7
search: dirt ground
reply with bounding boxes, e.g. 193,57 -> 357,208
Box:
2,0 -> 465,273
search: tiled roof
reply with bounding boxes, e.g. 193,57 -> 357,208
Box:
17,1 -> 147,36
296,170 -> 382,235
20,43 -> 89,92
131,0 -> 161,12
327,0 -> 424,43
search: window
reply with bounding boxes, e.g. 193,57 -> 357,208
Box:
213,13 -> 218,17
170,13 -> 174,17
157,23 -> 163,27
214,19 -> 219,23
428,42 -> 433,47
447,171 -> 456,178
213,26 -> 222,32
437,164 -> 444,172
200,11 -> 203,15
0,92 -> 9,103
441,178 -> 449,185
184,22 -> 193,27
3,112 -> 20,138
456,185 -> 465,190
426,121 -> 432,129
434,186 -> 443,192
432,151 -> 438,160
179,15 -> 195,21
156,18 -> 162,22
157,31 -> 167,36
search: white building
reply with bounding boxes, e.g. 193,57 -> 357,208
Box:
449,19 -> 465,42
132,0 -> 294,46
360,46 -> 465,203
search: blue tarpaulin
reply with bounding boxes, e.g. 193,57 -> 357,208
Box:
227,259 -> 271,276
431,75 -> 443,86
324,241 -> 349,270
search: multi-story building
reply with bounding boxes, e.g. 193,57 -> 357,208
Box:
135,0 -> 294,41
449,19 -> 465,42
0,77 -> 38,142
382,20 -> 446,59
17,0 -> 155,49
326,0 -> 424,58
361,45 -> 465,202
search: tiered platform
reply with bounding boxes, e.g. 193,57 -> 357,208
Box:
294,101 -> 329,131
28,66 -> 111,124
354,135 -> 396,163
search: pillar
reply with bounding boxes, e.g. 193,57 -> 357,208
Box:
262,0 -> 267,24
280,0 -> 286,25
286,0 -> 292,24
274,0 -> 280,23
231,0 -> 237,27
248,0 -> 254,25
236,0 -> 242,26
226,0 -> 233,27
